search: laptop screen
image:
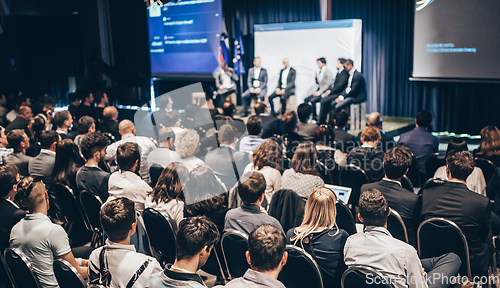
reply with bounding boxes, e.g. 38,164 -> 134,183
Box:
324,184 -> 352,204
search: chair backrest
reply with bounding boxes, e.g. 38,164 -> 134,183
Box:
417,217 -> 471,278
400,175 -> 414,192
53,259 -> 86,288
278,245 -> 324,288
0,251 -> 15,288
79,191 -> 103,233
317,161 -> 333,185
341,265 -> 394,288
54,184 -> 91,231
339,164 -> 369,206
221,230 -> 249,280
387,209 -> 408,243
336,200 -> 357,235
142,208 -> 177,266
406,153 -> 421,188
425,153 -> 446,181
149,164 -> 164,188
475,157 -> 496,185
3,248 -> 42,288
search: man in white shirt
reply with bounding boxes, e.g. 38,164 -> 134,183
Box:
268,58 -> 297,116
241,57 -> 268,117
239,116 -> 264,153
106,120 -> 157,184
88,198 -> 162,288
0,126 -> 13,164
107,142 -> 151,213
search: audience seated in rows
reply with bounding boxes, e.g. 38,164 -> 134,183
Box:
225,225 -> 288,288
51,139 -> 84,192
5,105 -> 33,137
287,187 -> 349,288
254,102 -> 283,139
239,116 -> 264,153
0,164 -> 25,251
225,172 -> 284,235
474,125 -> 500,166
280,111 -> 305,160
361,145 -> 420,246
88,198 -> 162,288
100,106 -> 121,141
73,116 -> 95,147
5,129 -> 32,176
332,110 -> 356,153
347,126 -> 384,182
0,126 -> 13,164
176,129 -> 204,172
297,103 -> 318,141
357,112 -> 396,153
54,111 -> 73,140
345,189 -> 461,288
147,127 -> 180,168
281,142 -> 325,198
315,124 -> 346,169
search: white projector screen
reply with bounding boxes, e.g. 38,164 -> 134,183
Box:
254,19 -> 362,104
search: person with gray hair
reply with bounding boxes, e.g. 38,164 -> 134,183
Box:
176,129 -> 203,172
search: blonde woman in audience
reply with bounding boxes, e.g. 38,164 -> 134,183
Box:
175,129 -> 204,171
145,162 -> 188,225
243,139 -> 282,205
474,125 -> 500,166
287,187 -> 348,288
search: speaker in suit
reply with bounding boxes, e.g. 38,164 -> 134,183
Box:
5,152 -> 32,176
269,61 -> 296,116
242,63 -> 268,116
304,64 -> 334,119
333,69 -> 367,113
259,114 -> 283,139
318,69 -> 349,124
0,199 -> 26,250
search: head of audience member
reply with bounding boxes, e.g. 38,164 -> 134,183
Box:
344,59 -> 354,72
334,110 -> 349,129
39,130 -> 60,152
383,146 -> 412,181
17,176 -> 49,214
222,102 -> 236,118
478,126 -> 500,156
446,150 -> 474,183
103,106 -> 119,121
81,91 -> 94,106
0,127 -> 9,148
415,110 -> 432,129
360,126 -> 381,147
94,91 -> 109,107
237,172 -> 266,206
297,103 -> 312,124
158,127 -> 176,149
317,57 -> 326,69
218,124 -> 236,146
77,116 -> 95,136
184,165 -> 226,217
100,198 -> 137,244
213,115 -> 233,130
246,225 -> 288,279
54,111 -> 73,131
358,188 -> 390,227
68,92 -> 81,107
336,58 -> 347,70
52,139 -> 84,185
315,124 -> 335,147
150,162 -> 188,204
7,129 -> 30,153
80,132 -> 111,163
43,96 -> 57,113
16,95 -> 31,110
367,112 -> 383,130
281,111 -> 299,134
246,116 -> 263,137
291,187 -> 339,244
254,102 -> 267,115
18,106 -> 33,121
291,142 -> 319,176
0,163 -> 20,201
118,120 -> 135,136
252,139 -> 282,171
176,129 -> 200,159
28,114 -> 48,141
283,58 -> 290,69
162,110 -> 181,128
445,138 -> 469,158
174,216 -> 219,272
253,57 -> 261,68
117,142 -> 140,174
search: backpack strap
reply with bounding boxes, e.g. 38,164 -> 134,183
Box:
125,257 -> 153,288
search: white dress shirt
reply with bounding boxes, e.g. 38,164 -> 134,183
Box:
318,66 -> 326,83
345,68 -> 356,94
281,67 -> 290,89
107,170 -> 152,213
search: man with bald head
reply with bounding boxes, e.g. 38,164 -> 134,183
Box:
99,106 -> 121,141
5,106 -> 33,137
268,58 -> 296,116
106,120 -> 157,184
357,112 -> 395,153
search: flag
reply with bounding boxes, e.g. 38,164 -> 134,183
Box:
219,18 -> 230,64
232,17 -> 245,76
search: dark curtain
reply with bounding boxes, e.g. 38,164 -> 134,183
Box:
330,0 -> 500,134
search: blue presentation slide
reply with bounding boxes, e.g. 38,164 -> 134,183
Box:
147,0 -> 222,77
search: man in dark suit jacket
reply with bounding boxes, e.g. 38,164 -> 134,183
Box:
357,112 -> 395,153
318,58 -> 349,124
5,129 -> 32,176
361,146 -> 419,247
333,59 -> 367,113
0,163 -> 26,250
254,102 -> 283,139
242,57 -> 268,116
421,150 -> 492,277
297,103 -> 317,141
99,106 -> 121,141
5,106 -> 33,138
268,58 -> 296,116
332,110 -> 357,153
28,131 -> 59,192
205,124 -> 250,189
280,111 -> 305,160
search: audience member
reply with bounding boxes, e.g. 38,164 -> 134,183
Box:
5,105 -> 33,137
474,125 -> 500,166
147,127 -> 180,168
77,132 -> 111,201
347,126 -> 384,182
93,90 -> 109,121
5,129 -> 32,176
297,103 -> 318,140
6,95 -> 31,123
434,138 -> 486,195
225,172 -> 284,235
0,94 -> 8,126
281,142 -> 325,198
74,116 -> 95,146
175,129 -> 204,172
106,142 -> 151,213
52,139 -> 84,192
106,120 -> 157,184
254,102 -> 283,139
239,116 -> 264,153
361,145 -> 419,246
53,111 -> 74,139
243,139 -> 282,205
26,114 -> 49,157
397,110 -> 439,175
10,176 -> 89,288
315,124 -> 346,169
344,189 -> 461,288
0,163 -> 25,250
287,187 -> 349,288
280,111 -> 305,160
99,106 -> 121,141
357,112 -> 395,152
0,126 -> 13,164
221,101 -> 246,136
146,216 -> 219,288
28,130 -> 60,192
68,92 -> 81,122
88,198 -> 162,288
77,91 -> 95,121
421,150 -> 492,277
225,225 -> 288,288
146,162 -> 189,225
332,110 -> 356,153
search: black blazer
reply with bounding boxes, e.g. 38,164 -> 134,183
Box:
99,120 -> 121,141
298,123 -> 318,141
342,70 -> 367,103
5,116 -> 31,138
277,67 -> 296,94
259,114 -> 283,139
329,69 -> 349,96
204,147 -> 250,190
421,181 -> 492,276
0,199 -> 26,250
247,67 -> 268,97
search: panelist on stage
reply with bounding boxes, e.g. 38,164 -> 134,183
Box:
318,58 -> 349,124
242,57 -> 268,117
268,58 -> 296,116
332,59 -> 366,113
214,61 -> 239,107
304,57 -> 334,120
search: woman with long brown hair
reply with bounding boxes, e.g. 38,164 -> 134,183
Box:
475,126 -> 500,166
